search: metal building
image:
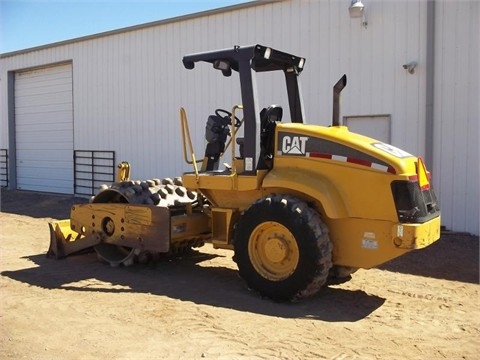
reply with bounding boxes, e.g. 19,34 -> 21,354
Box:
0,0 -> 478,235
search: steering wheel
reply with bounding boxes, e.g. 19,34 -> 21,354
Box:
215,108 -> 242,127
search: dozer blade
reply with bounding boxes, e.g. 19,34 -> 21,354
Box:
47,220 -> 101,259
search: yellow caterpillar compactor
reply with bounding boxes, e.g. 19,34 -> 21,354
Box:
48,45 -> 441,301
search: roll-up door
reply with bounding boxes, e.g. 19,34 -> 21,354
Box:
14,63 -> 74,194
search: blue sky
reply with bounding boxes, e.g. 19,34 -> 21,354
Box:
0,0 -> 247,53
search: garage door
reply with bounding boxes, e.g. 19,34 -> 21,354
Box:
15,63 -> 74,194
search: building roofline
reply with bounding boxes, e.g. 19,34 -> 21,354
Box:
0,0 -> 280,59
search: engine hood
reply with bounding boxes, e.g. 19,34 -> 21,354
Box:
275,123 -> 418,176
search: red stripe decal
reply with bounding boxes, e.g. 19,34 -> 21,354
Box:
309,152 -> 331,159
308,152 -> 396,174
346,157 -> 371,167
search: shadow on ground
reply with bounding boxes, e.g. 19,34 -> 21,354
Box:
2,189 -> 478,286
379,232 -> 479,284
1,250 -> 385,322
1,189 -> 88,219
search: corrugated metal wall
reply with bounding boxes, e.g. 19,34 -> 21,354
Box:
0,0 -> 478,234
433,0 -> 479,235
0,0 -> 429,176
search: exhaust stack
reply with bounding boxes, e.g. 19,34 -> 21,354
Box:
332,74 -> 347,126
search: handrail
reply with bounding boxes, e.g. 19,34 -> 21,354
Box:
180,106 -> 243,180
179,107 -> 201,180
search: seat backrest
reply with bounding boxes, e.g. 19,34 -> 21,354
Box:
259,105 -> 283,169
260,105 -> 283,127
202,114 -> 230,171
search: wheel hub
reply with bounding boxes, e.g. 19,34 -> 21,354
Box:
102,217 -> 115,236
264,236 -> 288,263
248,222 -> 299,281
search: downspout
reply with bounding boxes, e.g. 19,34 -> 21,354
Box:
7,71 -> 16,190
425,0 -> 435,168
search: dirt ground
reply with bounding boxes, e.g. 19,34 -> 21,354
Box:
0,189 -> 478,360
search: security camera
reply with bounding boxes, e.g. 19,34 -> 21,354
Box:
403,62 -> 417,74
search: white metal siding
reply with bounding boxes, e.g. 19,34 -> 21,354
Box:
0,1 -> 430,178
14,63 -> 73,193
433,0 -> 479,235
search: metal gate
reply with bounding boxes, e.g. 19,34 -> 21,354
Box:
74,150 -> 115,196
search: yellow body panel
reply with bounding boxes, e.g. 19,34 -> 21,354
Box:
180,122 -> 440,269
264,123 -> 417,221
262,159 -> 441,267
277,123 -> 417,175
182,170 -> 267,210
327,216 -> 441,268
392,215 -> 441,250
182,170 -> 267,191
260,123 -> 440,268
263,160 -> 402,220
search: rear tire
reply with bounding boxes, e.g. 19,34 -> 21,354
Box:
233,194 -> 332,301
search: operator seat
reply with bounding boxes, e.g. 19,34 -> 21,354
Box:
258,105 -> 283,169
202,114 -> 230,171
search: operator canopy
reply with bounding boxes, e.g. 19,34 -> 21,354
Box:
182,44 -> 305,76
182,44 -> 306,173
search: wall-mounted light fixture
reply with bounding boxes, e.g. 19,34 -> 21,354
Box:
349,0 -> 368,28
